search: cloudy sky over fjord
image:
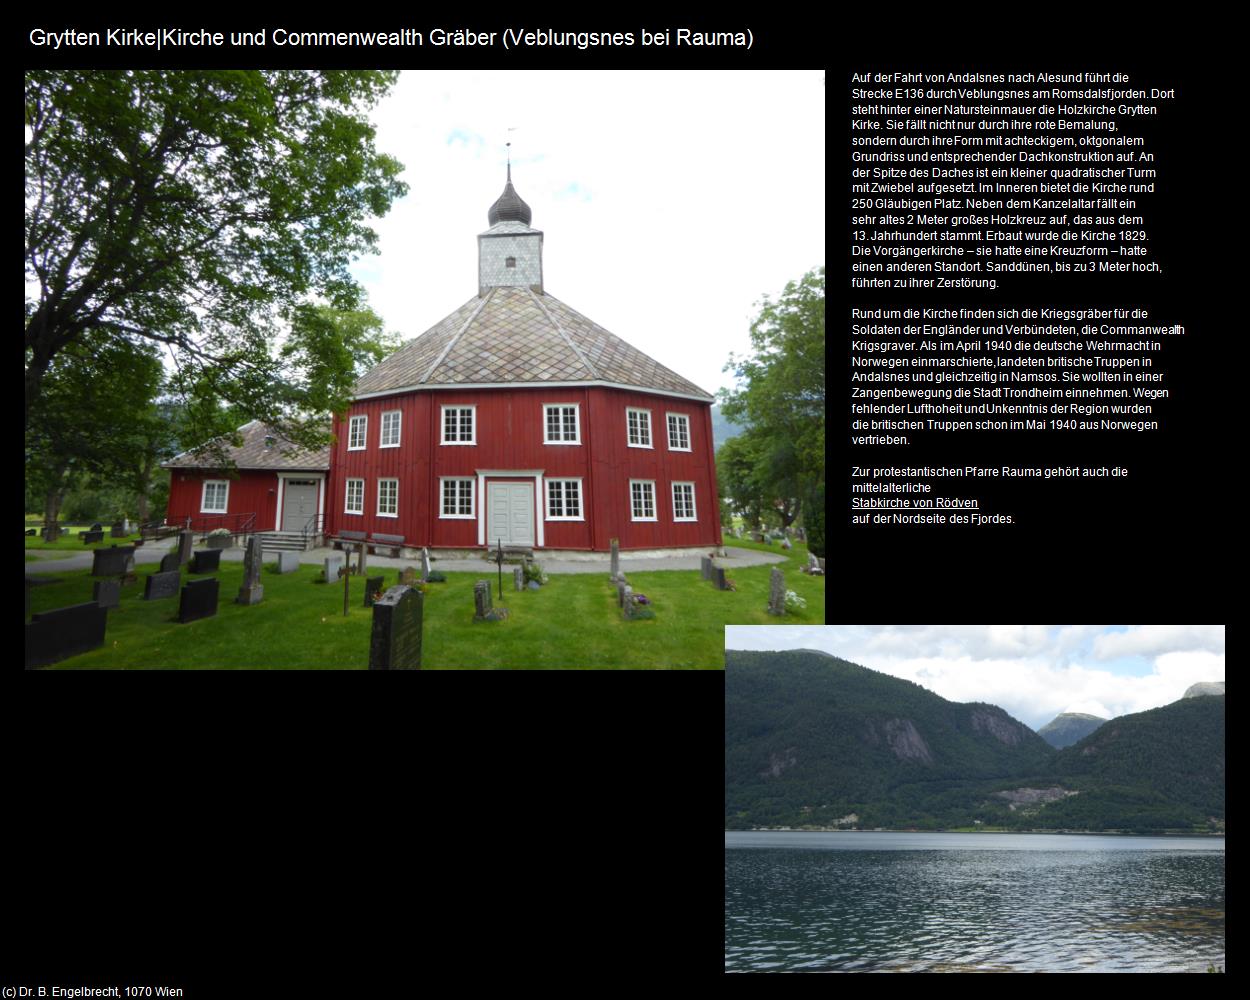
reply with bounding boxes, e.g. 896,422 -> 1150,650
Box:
725,625 -> 1226,730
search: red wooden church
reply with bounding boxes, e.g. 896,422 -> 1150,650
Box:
166,168 -> 722,554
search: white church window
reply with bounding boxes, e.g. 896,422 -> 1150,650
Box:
441,405 -> 476,445
672,482 -> 697,521
544,404 -> 580,444
380,410 -> 401,448
440,478 -> 475,518
666,413 -> 691,451
348,414 -> 367,450
630,480 -> 657,521
201,480 -> 229,514
626,408 -> 652,448
546,479 -> 583,520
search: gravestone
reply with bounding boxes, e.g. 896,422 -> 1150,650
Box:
806,552 -> 824,576
25,528 -> 36,537
399,566 -> 416,587
144,570 -> 181,601
356,540 -> 368,577
160,552 -> 181,574
514,566 -> 525,591
277,551 -> 301,574
620,585 -> 633,617
324,555 -> 344,582
780,537 -> 792,550
473,580 -> 508,622
368,585 -> 424,670
92,545 -> 135,577
421,548 -> 432,581
90,522 -> 103,532
25,602 -> 108,669
363,575 -> 384,607
189,549 -> 221,573
92,579 -> 121,610
236,534 -> 264,605
609,538 -> 622,581
82,530 -> 104,544
701,556 -> 713,580
617,579 -> 631,607
768,567 -> 786,615
110,523 -> 126,538
177,531 -> 194,565
713,567 -> 730,591
179,578 -> 219,623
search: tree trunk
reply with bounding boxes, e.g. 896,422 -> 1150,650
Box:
42,480 -> 67,541
135,454 -> 155,522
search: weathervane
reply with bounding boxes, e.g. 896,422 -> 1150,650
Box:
506,127 -> 517,179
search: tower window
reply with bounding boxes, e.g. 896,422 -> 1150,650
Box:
505,256 -> 516,268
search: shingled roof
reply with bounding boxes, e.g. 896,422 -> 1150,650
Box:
353,286 -> 713,401
163,420 -> 330,470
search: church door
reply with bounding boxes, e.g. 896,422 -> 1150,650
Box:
487,482 -> 535,547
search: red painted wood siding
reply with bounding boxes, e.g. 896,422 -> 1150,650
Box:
327,386 -> 721,551
165,469 -> 280,529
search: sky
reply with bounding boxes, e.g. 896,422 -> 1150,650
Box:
725,625 -> 1226,730
350,70 -> 825,398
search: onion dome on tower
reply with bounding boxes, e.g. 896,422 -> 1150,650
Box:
487,162 -> 532,226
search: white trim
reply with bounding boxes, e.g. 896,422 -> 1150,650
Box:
474,469 -> 546,547
542,403 -> 581,445
376,477 -> 399,518
665,412 -> 693,452
379,409 -> 402,448
275,472 -> 327,531
352,379 -> 715,404
438,477 -> 476,519
626,407 -> 653,449
671,481 -> 698,521
200,479 -> 229,514
347,414 -> 367,451
440,404 -> 477,445
344,477 -> 365,515
629,479 -> 657,521
544,477 -> 585,521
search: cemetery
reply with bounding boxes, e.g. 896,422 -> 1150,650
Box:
23,534 -> 824,669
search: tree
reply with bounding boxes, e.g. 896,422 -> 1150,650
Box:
25,70 -> 407,449
719,267 -> 825,528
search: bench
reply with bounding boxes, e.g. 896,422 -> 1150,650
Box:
368,532 -> 406,558
333,529 -> 367,552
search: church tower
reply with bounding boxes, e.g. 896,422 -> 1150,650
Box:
478,162 -> 543,297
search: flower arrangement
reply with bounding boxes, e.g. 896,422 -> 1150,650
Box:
783,590 -> 806,612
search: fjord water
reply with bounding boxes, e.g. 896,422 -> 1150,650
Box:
725,832 -> 1224,972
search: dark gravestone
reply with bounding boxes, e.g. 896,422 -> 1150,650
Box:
713,566 -> 730,591
277,551 -> 301,574
89,522 -> 103,531
110,523 -> 126,538
368,585 -> 424,670
189,549 -> 221,573
92,545 -> 135,577
179,578 -> 219,623
700,555 -> 712,580
160,552 -> 181,574
473,579 -> 508,622
177,530 -> 194,565
144,570 -> 181,601
236,534 -> 264,605
25,528 -> 36,537
363,575 -> 385,607
82,530 -> 104,544
25,602 -> 107,669
92,579 -> 121,610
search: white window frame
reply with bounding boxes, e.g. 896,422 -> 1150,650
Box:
380,409 -> 402,448
439,477 -> 476,519
666,412 -> 692,452
348,414 -> 367,451
626,407 -> 652,449
377,477 -> 399,518
671,481 -> 698,521
200,479 -> 229,514
543,403 -> 581,445
344,478 -> 364,515
441,405 -> 477,445
545,478 -> 584,521
629,479 -> 657,522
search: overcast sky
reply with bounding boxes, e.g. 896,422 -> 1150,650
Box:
351,70 -> 825,398
725,625 -> 1226,730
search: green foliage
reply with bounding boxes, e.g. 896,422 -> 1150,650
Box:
802,481 -> 825,558
719,267 -> 824,527
25,70 -> 407,448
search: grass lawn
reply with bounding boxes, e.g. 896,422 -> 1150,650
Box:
28,541 -> 823,669
24,527 -> 146,551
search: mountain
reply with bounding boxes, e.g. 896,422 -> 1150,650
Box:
725,649 -> 1054,829
709,405 -> 743,450
1183,681 -> 1226,698
1036,712 -> 1107,749
726,651 -> 1226,833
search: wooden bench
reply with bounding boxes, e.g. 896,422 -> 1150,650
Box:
368,533 -> 406,558
333,529 -> 367,552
